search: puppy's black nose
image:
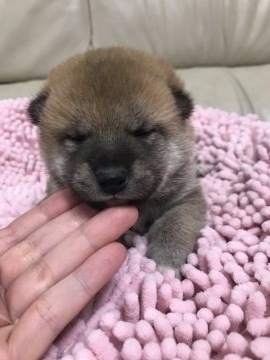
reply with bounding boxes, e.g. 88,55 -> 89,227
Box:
95,167 -> 127,194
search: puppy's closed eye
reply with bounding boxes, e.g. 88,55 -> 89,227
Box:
130,127 -> 156,137
64,133 -> 88,143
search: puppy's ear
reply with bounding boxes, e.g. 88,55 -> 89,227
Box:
170,86 -> 194,120
27,90 -> 49,125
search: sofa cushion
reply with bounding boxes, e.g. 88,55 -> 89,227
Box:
0,0 -> 91,82
0,80 -> 44,99
91,0 -> 270,68
180,64 -> 270,121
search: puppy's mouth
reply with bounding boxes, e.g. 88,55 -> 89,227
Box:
69,169 -> 152,207
101,197 -> 130,207
89,196 -> 145,209
70,184 -> 145,209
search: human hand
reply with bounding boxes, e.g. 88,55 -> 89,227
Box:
0,190 -> 138,360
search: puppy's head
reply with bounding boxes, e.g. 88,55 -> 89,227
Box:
28,47 -> 194,206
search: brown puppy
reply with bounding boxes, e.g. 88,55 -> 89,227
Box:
27,47 -> 206,274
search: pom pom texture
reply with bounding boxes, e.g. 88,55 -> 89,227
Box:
1,99 -> 270,359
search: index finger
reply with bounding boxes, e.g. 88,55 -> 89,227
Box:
0,190 -> 80,256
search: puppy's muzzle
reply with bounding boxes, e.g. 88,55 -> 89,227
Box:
95,166 -> 128,194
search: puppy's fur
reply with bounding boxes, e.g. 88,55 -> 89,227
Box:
28,47 -> 206,273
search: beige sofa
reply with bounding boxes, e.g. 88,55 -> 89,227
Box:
0,0 -> 269,121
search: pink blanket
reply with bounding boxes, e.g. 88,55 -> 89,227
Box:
1,98 -> 270,360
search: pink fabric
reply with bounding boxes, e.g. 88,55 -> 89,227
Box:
1,98 -> 270,360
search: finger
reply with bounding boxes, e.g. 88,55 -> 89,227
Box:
0,190 -> 80,257
7,207 -> 138,320
0,288 -> 10,326
9,243 -> 126,360
0,204 -> 96,288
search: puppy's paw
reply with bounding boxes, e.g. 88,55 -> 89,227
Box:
146,243 -> 184,278
118,230 -> 138,248
196,163 -> 212,177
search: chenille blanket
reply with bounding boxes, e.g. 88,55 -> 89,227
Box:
0,98 -> 270,360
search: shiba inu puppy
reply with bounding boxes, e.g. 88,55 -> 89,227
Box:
28,47 -> 206,274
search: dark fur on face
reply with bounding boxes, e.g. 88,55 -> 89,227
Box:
28,47 -> 206,274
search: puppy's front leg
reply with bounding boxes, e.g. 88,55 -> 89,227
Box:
146,188 -> 206,274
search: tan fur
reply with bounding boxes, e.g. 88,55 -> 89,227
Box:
28,47 -> 206,275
